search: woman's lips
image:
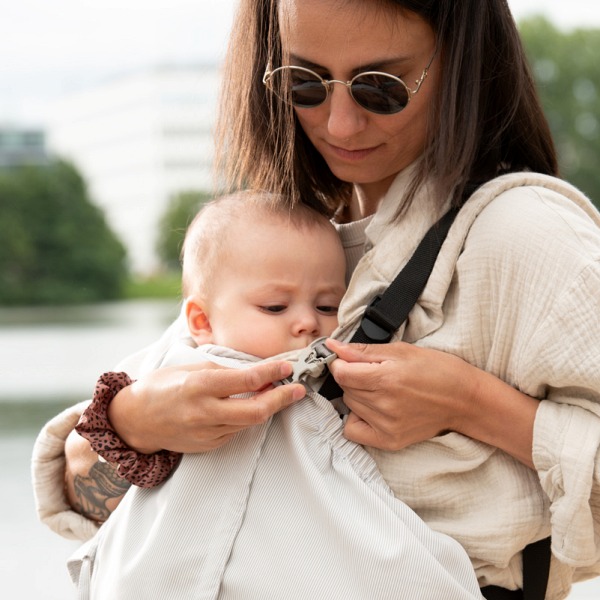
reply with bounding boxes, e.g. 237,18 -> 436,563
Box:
327,143 -> 380,161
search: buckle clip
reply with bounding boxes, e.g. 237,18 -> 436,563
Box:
280,337 -> 337,385
359,295 -> 395,343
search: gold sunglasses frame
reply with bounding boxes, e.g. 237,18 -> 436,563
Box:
262,49 -> 437,115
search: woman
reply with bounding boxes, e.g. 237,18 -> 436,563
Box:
33,1 -> 600,598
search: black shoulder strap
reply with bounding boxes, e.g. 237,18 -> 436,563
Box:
522,536 -> 552,600
319,206 -> 459,399
481,537 -> 552,599
352,205 -> 459,345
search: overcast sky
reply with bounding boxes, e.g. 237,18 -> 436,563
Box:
1,0 -> 599,127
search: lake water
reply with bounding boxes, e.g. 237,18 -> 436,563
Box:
0,299 -> 599,598
0,299 -> 179,599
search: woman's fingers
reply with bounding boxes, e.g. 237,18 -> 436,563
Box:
324,339 -> 460,450
178,359 -> 295,397
201,381 -> 307,428
326,338 -> 404,363
342,412 -> 391,448
177,360 -> 306,426
110,360 -> 306,454
168,383 -> 305,453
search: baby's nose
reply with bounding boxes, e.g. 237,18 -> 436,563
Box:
292,310 -> 320,336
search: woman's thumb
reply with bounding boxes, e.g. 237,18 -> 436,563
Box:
325,338 -> 381,363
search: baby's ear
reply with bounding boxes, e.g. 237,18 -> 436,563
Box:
185,298 -> 213,345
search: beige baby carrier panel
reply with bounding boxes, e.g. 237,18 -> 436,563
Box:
67,346 -> 481,600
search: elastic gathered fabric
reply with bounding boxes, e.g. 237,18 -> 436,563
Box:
68,344 -> 482,600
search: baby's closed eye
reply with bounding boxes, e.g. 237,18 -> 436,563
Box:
316,306 -> 339,315
259,305 -> 287,313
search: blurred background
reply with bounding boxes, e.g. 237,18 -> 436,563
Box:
1,1 -> 599,597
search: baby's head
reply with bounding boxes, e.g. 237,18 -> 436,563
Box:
182,191 -> 346,358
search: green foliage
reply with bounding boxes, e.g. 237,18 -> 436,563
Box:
156,190 -> 212,271
0,160 -> 127,305
520,17 -> 600,208
124,272 -> 182,300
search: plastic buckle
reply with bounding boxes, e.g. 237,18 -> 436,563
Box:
280,337 -> 337,385
359,295 -> 395,343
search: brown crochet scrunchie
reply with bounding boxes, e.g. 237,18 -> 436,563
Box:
76,372 -> 181,488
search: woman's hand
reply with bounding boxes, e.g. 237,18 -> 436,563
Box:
325,339 -> 538,468
108,360 -> 306,454
64,361 -> 304,522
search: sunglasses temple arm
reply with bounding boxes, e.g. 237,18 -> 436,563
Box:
263,61 -> 275,85
412,46 -> 438,94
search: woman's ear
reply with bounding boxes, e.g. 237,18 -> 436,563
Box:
185,298 -> 213,345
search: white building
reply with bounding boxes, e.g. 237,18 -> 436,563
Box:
48,64 -> 220,274
0,126 -> 49,167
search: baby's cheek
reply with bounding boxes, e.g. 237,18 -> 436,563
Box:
324,316 -> 340,336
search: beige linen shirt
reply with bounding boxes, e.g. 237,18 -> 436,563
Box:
32,169 -> 600,598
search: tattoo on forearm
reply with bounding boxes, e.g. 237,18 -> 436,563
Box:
72,461 -> 131,522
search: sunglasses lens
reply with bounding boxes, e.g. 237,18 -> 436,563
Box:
291,69 -> 328,107
266,68 -> 411,114
268,67 -> 327,108
351,74 -> 409,114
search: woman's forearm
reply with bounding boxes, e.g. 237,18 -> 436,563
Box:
454,364 -> 538,469
64,429 -> 131,522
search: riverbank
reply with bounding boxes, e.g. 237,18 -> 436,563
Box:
0,298 -> 180,402
0,300 -> 179,598
1,429 -> 80,599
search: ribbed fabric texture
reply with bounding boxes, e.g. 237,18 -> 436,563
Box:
68,349 -> 481,600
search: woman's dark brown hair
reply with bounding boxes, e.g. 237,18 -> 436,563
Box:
215,0 -> 558,216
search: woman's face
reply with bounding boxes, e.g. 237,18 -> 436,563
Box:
278,0 -> 438,208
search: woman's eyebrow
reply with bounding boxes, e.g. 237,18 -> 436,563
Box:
288,53 -> 414,73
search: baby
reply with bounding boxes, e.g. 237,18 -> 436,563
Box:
181,190 -> 346,358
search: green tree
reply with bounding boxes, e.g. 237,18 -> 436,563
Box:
156,190 -> 212,271
520,17 -> 600,209
0,160 -> 127,305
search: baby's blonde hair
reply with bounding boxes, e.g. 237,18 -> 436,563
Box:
181,190 -> 337,299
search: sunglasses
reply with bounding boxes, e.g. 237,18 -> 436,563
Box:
263,51 -> 436,116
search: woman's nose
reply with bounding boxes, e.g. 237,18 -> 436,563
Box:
326,83 -> 368,140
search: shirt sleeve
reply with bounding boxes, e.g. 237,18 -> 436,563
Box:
464,184 -> 600,572
525,262 -> 600,567
31,400 -> 100,541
